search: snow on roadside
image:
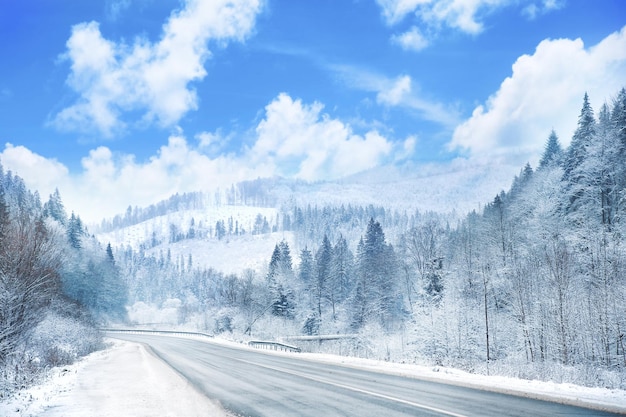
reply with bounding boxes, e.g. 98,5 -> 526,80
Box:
0,339 -> 231,417
3,333 -> 625,416
206,335 -> 626,414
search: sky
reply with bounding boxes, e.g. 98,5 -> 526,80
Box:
0,0 -> 625,222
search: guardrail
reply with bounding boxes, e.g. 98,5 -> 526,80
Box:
248,340 -> 302,353
281,334 -> 359,342
103,328 -> 302,353
101,328 -> 214,339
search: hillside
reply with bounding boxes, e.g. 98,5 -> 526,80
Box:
92,159 -> 512,273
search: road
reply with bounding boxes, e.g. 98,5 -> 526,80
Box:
109,333 -> 621,417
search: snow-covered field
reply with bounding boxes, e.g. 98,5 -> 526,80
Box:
145,231 -> 296,274
2,335 -> 625,416
0,339 -> 230,417
97,206 -> 279,249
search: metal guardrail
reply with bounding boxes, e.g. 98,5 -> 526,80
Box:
101,328 -> 214,339
248,340 -> 302,353
102,328 -> 302,353
281,334 -> 359,342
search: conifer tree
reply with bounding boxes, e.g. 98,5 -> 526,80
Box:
314,235 -> 332,318
539,130 -> 563,169
564,92 -> 595,182
43,188 -> 67,225
67,212 -> 83,249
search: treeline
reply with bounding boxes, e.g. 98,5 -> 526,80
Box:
118,88 -> 626,388
95,177 -> 302,233
0,168 -> 127,395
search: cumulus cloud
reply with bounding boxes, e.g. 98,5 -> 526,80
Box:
391,26 -> 429,51
376,0 -> 564,51
449,25 -> 626,166
4,93 -> 413,222
376,0 -> 509,33
51,0 -> 263,137
0,144 -> 69,194
252,93 -> 394,181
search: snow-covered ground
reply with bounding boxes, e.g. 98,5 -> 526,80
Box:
209,336 -> 626,414
0,339 -> 231,417
2,335 -> 625,416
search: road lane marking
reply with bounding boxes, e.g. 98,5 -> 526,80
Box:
235,358 -> 469,417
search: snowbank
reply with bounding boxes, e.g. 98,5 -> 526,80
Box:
227,338 -> 626,415
0,339 -> 230,417
2,334 -> 624,415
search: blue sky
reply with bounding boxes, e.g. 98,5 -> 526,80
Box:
0,0 -> 625,221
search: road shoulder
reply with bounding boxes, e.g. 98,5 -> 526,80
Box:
0,338 -> 230,417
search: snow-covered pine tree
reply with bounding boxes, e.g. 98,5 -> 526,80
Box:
538,130 -> 563,170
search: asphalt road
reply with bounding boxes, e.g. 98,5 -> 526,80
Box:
109,333 -> 621,417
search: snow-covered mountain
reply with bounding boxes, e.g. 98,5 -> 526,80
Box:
92,160 -> 513,273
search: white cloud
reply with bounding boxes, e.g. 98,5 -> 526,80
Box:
376,0 -> 509,34
376,0 -> 431,25
51,0 -> 263,137
4,93 -> 413,222
449,25 -> 626,166
0,144 -> 69,195
252,93 -> 394,181
522,0 -> 564,20
391,26 -> 430,51
332,66 -> 460,127
376,74 -> 412,106
377,0 -> 565,51
105,0 -> 132,21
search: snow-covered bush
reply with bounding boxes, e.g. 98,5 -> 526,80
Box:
27,312 -> 104,367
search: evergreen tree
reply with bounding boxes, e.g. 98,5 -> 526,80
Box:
67,212 -> 84,249
314,235 -> 332,318
278,240 -> 293,276
564,92 -> 595,182
538,130 -> 563,169
215,220 -> 226,240
351,219 -> 401,330
106,243 -> 115,264
298,247 -> 314,284
43,188 -> 67,225
331,235 -> 354,305
267,243 -> 296,319
610,88 -> 626,219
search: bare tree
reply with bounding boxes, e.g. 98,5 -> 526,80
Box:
0,212 -> 62,363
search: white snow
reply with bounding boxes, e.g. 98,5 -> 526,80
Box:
207,336 -> 626,414
0,339 -> 231,417
146,231 -> 296,275
97,206 -> 279,249
294,351 -> 626,414
2,334 -> 625,416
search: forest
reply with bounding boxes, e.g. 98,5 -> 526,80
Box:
0,171 -> 127,395
2,88 -> 626,394
117,88 -> 626,388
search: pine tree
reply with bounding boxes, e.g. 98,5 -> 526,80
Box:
314,235 -> 332,319
539,130 -> 563,169
67,212 -> 84,249
43,188 -> 67,225
351,219 -> 401,330
278,240 -> 293,276
332,235 -> 353,304
267,243 -> 295,319
610,88 -> 626,219
298,247 -> 314,284
564,92 -> 595,181
562,93 -> 597,216
106,243 -> 115,264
